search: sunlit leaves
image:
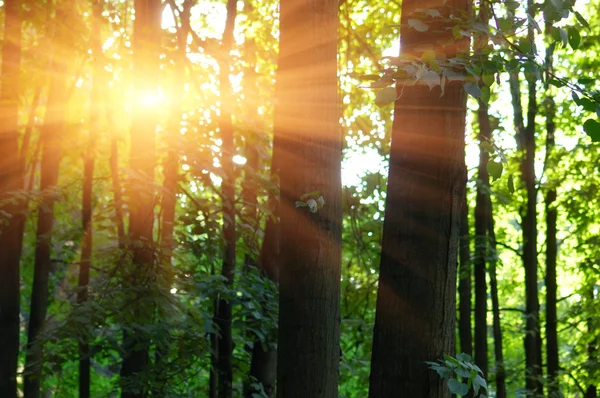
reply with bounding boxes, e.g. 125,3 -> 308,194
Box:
374,86 -> 397,107
408,19 -> 429,32
583,119 -> 600,142
487,160 -> 503,181
464,82 -> 482,98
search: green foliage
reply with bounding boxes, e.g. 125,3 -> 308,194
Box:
427,354 -> 489,397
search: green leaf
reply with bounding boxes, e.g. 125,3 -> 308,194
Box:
508,175 -> 515,194
583,118 -> 600,142
574,10 -> 590,29
505,0 -> 519,10
518,38 -> 532,54
548,79 -> 565,88
464,82 -> 482,98
481,86 -> 491,104
497,18 -> 512,33
579,98 -> 596,112
421,49 -> 436,65
559,28 -> 568,47
596,106 -> 600,119
482,73 -> 495,87
456,352 -> 472,362
487,160 -> 503,181
408,19 -> 429,32
374,86 -> 397,107
568,27 -> 581,50
448,378 -> 470,396
474,374 -> 488,391
578,78 -> 595,85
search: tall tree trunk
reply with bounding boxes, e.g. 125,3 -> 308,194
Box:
487,204 -> 506,398
458,192 -> 473,358
246,204 -> 279,398
509,45 -> 542,397
153,2 -> 194,393
584,286 -> 597,398
78,3 -> 104,397
246,111 -> 280,398
23,7 -> 70,395
0,0 -> 23,395
544,20 -> 559,398
275,0 -> 341,396
474,99 -> 490,378
120,1 -> 161,396
213,0 -> 238,396
368,0 -> 469,396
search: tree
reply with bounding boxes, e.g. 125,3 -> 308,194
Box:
120,0 -> 161,395
213,0 -> 238,396
458,192 -> 473,359
543,18 -> 560,397
368,0 -> 470,395
23,5 -> 71,395
77,3 -> 105,397
474,98 -> 491,379
0,0 -> 23,395
274,0 -> 342,396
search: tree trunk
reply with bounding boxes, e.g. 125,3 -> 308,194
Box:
23,7 -> 70,395
0,0 -> 23,395
120,1 -> 161,396
474,99 -> 490,379
78,3 -> 104,397
246,131 -> 280,398
213,0 -> 238,396
509,54 -> 542,397
458,192 -> 473,358
487,203 -> 506,398
368,0 -> 469,396
584,286 -> 597,398
544,20 -> 559,398
275,0 -> 341,396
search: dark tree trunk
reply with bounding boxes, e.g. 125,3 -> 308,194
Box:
275,0 -> 342,396
474,99 -> 490,379
487,204 -> 506,398
120,1 -> 161,396
584,286 -> 597,398
78,3 -> 104,397
246,208 -> 279,398
368,0 -> 469,396
153,2 -> 194,394
509,52 -> 542,397
246,130 -> 280,398
0,0 -> 23,395
23,7 -> 70,395
544,20 -> 559,398
213,0 -> 238,396
458,192 -> 473,358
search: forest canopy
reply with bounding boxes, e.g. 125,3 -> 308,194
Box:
0,0 -> 599,397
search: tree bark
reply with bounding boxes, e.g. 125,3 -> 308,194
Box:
0,0 -> 23,395
242,40 -> 278,398
213,0 -> 238,396
275,0 -> 342,396
474,99 -> 490,379
120,1 -> 161,396
544,20 -> 559,398
368,0 -> 469,395
458,191 -> 473,359
77,3 -> 104,397
487,203 -> 506,398
23,6 -> 70,395
509,53 -> 542,396
584,286 -> 597,398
